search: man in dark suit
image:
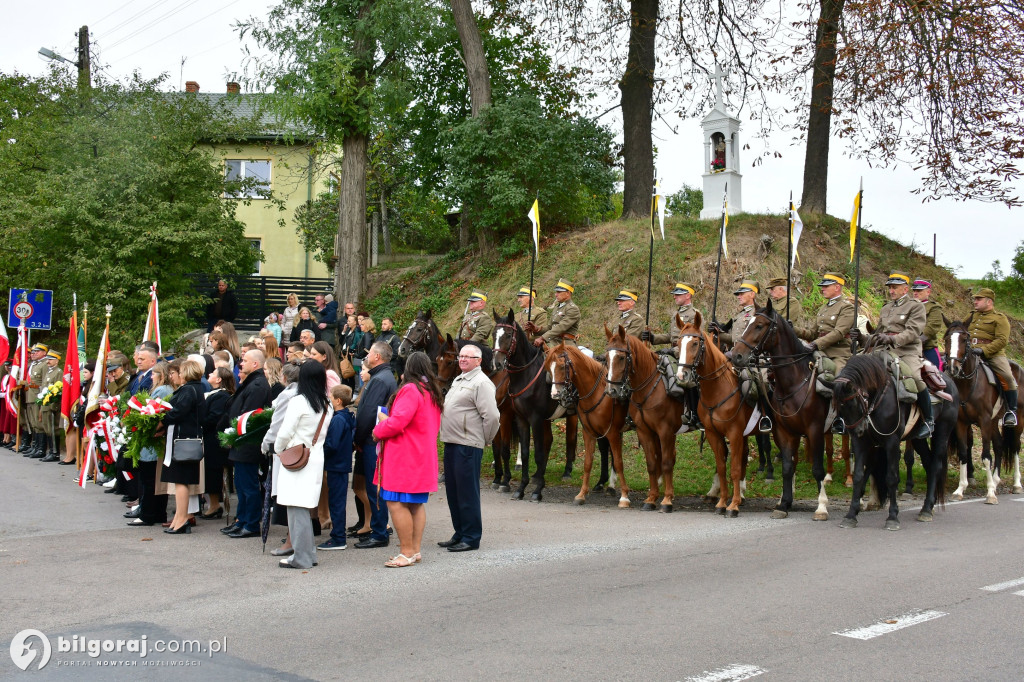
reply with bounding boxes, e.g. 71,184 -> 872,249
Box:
352,341 -> 397,549
206,279 -> 239,332
223,350 -> 271,538
130,346 -> 157,396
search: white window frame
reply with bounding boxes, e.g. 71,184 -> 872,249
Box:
225,159 -> 272,199
248,239 -> 262,276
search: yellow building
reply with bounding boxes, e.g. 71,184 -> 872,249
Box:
190,80 -> 335,279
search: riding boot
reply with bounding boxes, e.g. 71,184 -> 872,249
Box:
1002,389 -> 1018,427
30,433 -> 47,458
687,389 -> 704,431
913,390 -> 934,439
40,436 -> 59,462
20,433 -> 35,456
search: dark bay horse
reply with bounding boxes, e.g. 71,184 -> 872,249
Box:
944,318 -> 1023,503
397,310 -> 443,360
435,334 -> 518,491
828,353 -> 957,529
546,343 -> 630,506
731,300 -> 833,521
675,311 -> 753,516
492,311 -> 579,501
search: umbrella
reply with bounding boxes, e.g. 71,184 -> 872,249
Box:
260,464 -> 273,553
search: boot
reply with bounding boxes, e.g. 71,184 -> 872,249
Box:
687,389 -> 704,431
40,436 -> 59,462
20,433 -> 35,456
913,390 -> 934,439
1003,389 -> 1018,428
27,433 -> 44,458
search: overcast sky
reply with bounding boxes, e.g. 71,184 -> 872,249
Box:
5,0 -> 1020,279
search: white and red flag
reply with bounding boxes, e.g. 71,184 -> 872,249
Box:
142,282 -> 161,355
4,324 -> 27,417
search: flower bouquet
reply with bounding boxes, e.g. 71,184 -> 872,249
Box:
219,407 -> 274,449
38,380 -> 63,406
121,392 -> 173,467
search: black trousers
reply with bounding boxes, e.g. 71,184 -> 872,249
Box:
138,460 -> 168,524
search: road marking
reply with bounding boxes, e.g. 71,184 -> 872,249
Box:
980,577 -> 1024,592
898,497 -> 985,513
1013,590 -> 1024,597
833,610 -> 947,640
1012,498 -> 1024,503
684,664 -> 765,682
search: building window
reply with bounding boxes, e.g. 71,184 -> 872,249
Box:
249,239 -> 262,275
225,160 -> 271,198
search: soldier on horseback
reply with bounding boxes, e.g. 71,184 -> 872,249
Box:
458,291 -> 495,343
516,287 -> 547,344
912,279 -> 945,370
766,277 -> 803,325
968,288 -> 1018,427
711,280 -> 772,432
611,289 -> 645,338
526,278 -> 581,348
641,281 -> 703,430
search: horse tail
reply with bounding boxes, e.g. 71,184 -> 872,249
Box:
1001,423 -> 1018,474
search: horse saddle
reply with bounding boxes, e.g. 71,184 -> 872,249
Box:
657,355 -> 689,402
875,350 -> 919,403
922,360 -> 953,402
737,367 -> 760,406
813,351 -> 836,398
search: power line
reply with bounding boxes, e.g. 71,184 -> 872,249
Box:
115,0 -> 246,62
93,0 -> 143,26
104,0 -> 207,52
101,0 -> 176,40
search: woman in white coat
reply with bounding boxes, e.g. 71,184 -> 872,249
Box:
273,361 -> 333,569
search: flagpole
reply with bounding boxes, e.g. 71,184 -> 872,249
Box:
786,192 -> 793,320
82,302 -> 88,358
644,180 -> 656,332
711,182 -> 728,325
851,178 -> 864,355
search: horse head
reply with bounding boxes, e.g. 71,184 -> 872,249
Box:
435,333 -> 460,383
732,300 -> 778,368
943,315 -> 975,379
398,310 -> 434,359
545,343 -> 574,402
492,308 -> 520,372
831,354 -> 892,438
675,309 -> 706,388
603,323 -> 632,401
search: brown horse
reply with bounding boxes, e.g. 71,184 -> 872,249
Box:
435,334 -> 519,491
546,344 -> 630,507
943,318 -> 1023,503
675,311 -> 755,516
604,324 -> 686,512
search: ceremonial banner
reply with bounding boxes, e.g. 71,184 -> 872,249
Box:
721,189 -> 729,259
653,180 -> 665,240
527,199 -> 540,258
5,324 -> 27,417
61,311 -> 81,428
84,320 -> 110,421
849,190 -> 861,263
790,202 -> 804,269
142,282 -> 161,354
0,313 -> 9,365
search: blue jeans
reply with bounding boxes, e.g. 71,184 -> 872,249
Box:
233,461 -> 261,532
924,347 -> 942,371
360,442 -> 389,541
326,471 -> 350,544
443,443 -> 483,547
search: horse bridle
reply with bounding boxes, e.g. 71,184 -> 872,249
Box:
551,351 -> 604,412
493,323 -> 522,371
733,311 -> 778,359
832,376 -> 901,436
607,341 -> 659,406
401,318 -> 434,352
945,331 -> 978,381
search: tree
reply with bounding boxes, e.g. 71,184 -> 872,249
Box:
0,71 -> 258,352
666,184 -> 703,218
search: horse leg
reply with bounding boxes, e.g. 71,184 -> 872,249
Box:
840,438 -> 869,528
726,432 -> 748,516
705,431 -> 729,514
1013,452 -> 1022,494
966,428 -> 977,486
884,438 -> 902,530
902,440 -> 915,497
952,420 -> 970,500
659,431 -> 678,513
491,429 -> 506,490
594,436 -> 610,493
824,435 -> 833,484
643,430 -> 662,511
562,415 -> 578,480
864,474 -> 882,511
983,455 -> 999,505
513,416 -> 529,500
757,432 -> 774,481
529,419 -> 551,502
842,434 -> 853,487
809,432 -> 829,521
607,431 -> 630,508
575,431 -> 595,505
916,436 -> 937,521
771,430 -> 799,519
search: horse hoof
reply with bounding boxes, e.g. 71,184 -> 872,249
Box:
839,517 -> 857,529
659,504 -> 673,514
592,484 -> 605,493
641,502 -> 657,511
491,482 -> 500,490
864,502 -> 880,512
728,509 -> 739,518
561,474 -> 572,482
823,474 -> 832,484
985,496 -> 998,505
968,477 -> 978,487
716,506 -> 726,516
885,519 -> 900,531
512,491 -> 524,501
900,492 -> 914,501
917,511 -> 933,522
951,492 -> 963,501
845,477 -> 853,488
618,499 -> 630,509
770,509 -> 788,519
757,465 -> 764,473
573,495 -> 585,505
530,492 -> 542,503
813,511 -> 829,521
764,474 -> 774,482
514,465 -> 522,472
1014,486 -> 1023,494
498,485 -> 510,493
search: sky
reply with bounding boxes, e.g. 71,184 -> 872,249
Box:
4,0 -> 1021,279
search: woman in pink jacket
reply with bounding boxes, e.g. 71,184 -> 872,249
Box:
372,351 -> 443,567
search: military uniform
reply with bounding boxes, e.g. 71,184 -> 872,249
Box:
540,280 -> 582,347
40,353 -> 63,461
515,287 -> 548,343
652,304 -> 697,352
766,277 -> 803,326
26,355 -> 46,433
797,296 -> 855,373
106,370 -> 131,398
610,289 -> 644,338
876,276 -> 927,392
719,305 -> 756,346
458,290 -> 495,343
967,305 -> 1017,390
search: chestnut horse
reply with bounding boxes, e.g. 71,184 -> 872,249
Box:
675,311 -> 754,516
546,343 -> 630,507
605,324 -> 685,512
943,318 -> 1023,503
730,300 -> 832,521
436,334 -> 518,491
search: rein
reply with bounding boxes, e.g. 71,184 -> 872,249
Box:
834,376 -> 902,436
402,318 -> 435,353
607,342 -> 660,406
552,351 -> 615,437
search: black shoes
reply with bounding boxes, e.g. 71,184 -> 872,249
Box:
354,537 -> 389,549
164,524 -> 192,534
220,524 -> 242,535
446,542 -> 479,552
437,537 -> 461,548
58,459 -> 76,465
227,528 -> 259,539
199,508 -> 224,520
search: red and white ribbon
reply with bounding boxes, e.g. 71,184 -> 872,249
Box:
236,408 -> 264,436
127,395 -> 171,416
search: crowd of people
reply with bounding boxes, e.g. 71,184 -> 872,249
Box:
0,291 -> 500,571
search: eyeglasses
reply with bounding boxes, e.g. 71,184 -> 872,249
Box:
458,355 -> 481,360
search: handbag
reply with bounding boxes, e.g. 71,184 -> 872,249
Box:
338,351 -> 356,380
279,410 -> 328,472
171,384 -> 204,462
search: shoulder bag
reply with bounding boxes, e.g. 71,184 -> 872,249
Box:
338,351 -> 356,380
171,385 -> 204,462
279,410 -> 328,472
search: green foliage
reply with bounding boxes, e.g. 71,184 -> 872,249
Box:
981,241 -> 1024,314
0,71 -> 260,354
666,185 -> 703,218
445,96 -> 617,240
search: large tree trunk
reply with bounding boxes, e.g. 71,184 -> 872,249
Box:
619,0 -> 657,219
335,133 -> 368,304
800,0 -> 845,215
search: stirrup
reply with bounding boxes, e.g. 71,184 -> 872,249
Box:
913,420 -> 934,440
831,417 -> 846,435
758,416 -> 773,433
1003,411 -> 1018,428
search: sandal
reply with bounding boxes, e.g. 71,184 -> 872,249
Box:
384,554 -> 416,568
412,553 -> 422,563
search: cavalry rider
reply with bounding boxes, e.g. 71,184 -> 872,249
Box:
458,290 -> 495,343
515,287 -> 547,344
641,281 -> 703,429
911,279 -> 945,369
611,289 -> 645,338
869,271 -> 933,439
766,277 -> 802,325
527,278 -> 581,347
967,287 -> 1017,426
711,280 -> 772,432
795,272 -> 855,433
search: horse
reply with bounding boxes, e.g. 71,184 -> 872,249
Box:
436,334 -> 518,491
828,353 -> 958,529
397,310 -> 443,361
674,311 -> 755,516
943,318 -> 1023,503
546,343 -> 629,507
492,310 -> 579,501
730,299 -> 833,521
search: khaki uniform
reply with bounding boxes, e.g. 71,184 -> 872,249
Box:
876,294 -> 927,390
652,304 -> 698,356
968,308 -> 1018,390
796,296 -> 855,373
610,309 -> 645,338
518,306 -> 547,344
25,359 -> 46,432
541,299 -> 582,346
458,310 -> 495,344
921,301 -> 944,351
770,296 -> 805,327
106,371 -> 131,398
719,305 -> 755,346
40,363 -> 62,440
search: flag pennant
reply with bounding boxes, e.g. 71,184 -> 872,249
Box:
850,190 -> 861,263
5,324 -> 27,418
527,199 -> 540,259
653,180 -> 665,240
142,282 -> 161,355
789,201 -> 804,269
0,312 -> 9,365
85,320 -> 110,421
61,311 -> 82,428
720,188 -> 729,259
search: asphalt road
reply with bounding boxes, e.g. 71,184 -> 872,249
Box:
1,451 -> 1023,681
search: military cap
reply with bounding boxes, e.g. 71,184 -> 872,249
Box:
31,343 -> 49,353
767,278 -> 788,289
615,289 -> 639,302
554,279 -> 575,293
46,350 -> 61,361
885,271 -> 912,286
670,282 -> 695,296
733,280 -> 759,295
466,291 -> 488,302
817,272 -> 846,287
516,287 -> 537,298
106,358 -> 123,369
911,279 -> 932,290
973,287 -> 996,301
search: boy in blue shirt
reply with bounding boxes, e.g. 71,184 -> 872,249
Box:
318,384 -> 356,551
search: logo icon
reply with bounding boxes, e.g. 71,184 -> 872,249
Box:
10,630 -> 51,671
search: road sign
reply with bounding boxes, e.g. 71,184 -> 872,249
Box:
7,289 -> 53,330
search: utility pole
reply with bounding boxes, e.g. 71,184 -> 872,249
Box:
77,25 -> 90,90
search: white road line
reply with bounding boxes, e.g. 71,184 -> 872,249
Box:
980,577 -> 1024,592
1013,497 -> 1024,503
833,610 -> 947,640
1013,590 -> 1024,597
898,497 -> 985,513
684,664 -> 766,682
